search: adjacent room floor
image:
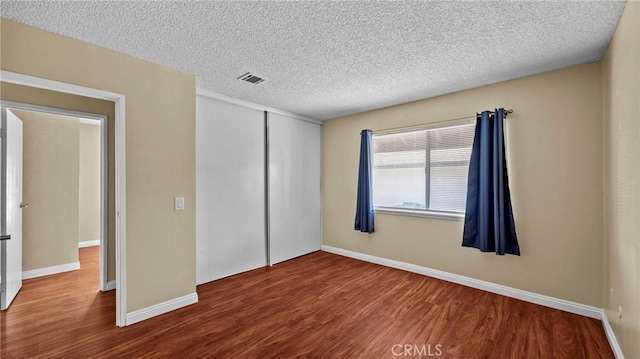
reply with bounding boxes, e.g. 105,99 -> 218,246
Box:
1,247 -> 613,358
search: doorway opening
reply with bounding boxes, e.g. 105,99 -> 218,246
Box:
0,70 -> 126,326
1,103 -> 109,293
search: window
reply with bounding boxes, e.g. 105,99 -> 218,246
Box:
372,121 -> 476,218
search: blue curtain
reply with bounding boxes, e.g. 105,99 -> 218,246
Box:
354,129 -> 374,233
462,109 -> 520,255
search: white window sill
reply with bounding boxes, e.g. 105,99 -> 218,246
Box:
374,207 -> 465,221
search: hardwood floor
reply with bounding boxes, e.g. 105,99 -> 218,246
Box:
1,247 -> 613,358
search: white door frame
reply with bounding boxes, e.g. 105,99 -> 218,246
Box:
1,101 -> 109,292
0,70 -> 127,327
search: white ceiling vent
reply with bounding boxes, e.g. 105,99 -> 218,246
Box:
237,72 -> 265,85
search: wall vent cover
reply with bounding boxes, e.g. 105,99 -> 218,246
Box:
237,72 -> 265,85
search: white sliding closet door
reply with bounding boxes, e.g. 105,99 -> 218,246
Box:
268,113 -> 321,265
196,96 -> 266,285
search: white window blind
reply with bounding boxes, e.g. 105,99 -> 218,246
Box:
372,121 -> 476,214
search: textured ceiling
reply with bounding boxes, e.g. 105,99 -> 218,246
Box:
1,1 -> 626,120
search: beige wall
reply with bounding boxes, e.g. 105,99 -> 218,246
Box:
1,18 -> 196,312
602,1 -> 640,358
12,109 -> 104,273
12,109 -> 80,271
1,82 -> 116,282
79,122 -> 101,243
323,62 -> 604,307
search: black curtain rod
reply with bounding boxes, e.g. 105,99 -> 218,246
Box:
485,109 -> 514,116
373,108 -> 514,136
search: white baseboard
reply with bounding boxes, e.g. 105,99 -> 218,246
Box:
601,310 -> 625,359
322,245 -> 602,318
79,239 -> 100,248
104,280 -> 116,291
124,292 -> 198,326
23,261 -> 80,280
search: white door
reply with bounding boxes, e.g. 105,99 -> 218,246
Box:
268,113 -> 321,265
1,108 -> 24,310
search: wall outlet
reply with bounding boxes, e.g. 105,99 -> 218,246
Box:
174,197 -> 185,211
618,305 -> 623,320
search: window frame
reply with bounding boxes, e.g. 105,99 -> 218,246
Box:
371,119 -> 476,221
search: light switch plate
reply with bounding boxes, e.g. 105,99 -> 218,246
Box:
174,197 -> 185,211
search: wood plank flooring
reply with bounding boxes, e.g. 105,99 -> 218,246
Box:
1,247 -> 613,358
